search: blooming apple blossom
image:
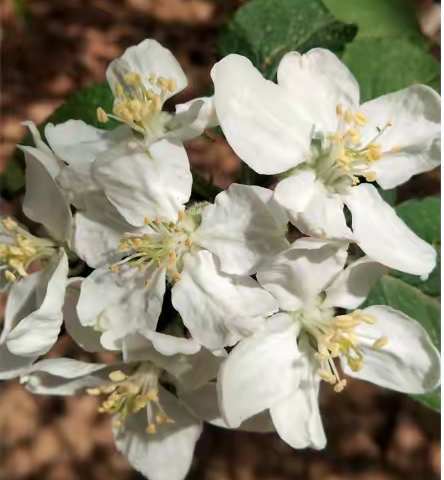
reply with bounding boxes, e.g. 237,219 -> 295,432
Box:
218,238 -> 441,449
211,49 -> 440,277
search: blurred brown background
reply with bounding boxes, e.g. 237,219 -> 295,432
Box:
0,0 -> 441,479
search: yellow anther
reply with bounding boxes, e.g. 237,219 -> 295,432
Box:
352,176 -> 360,185
172,271 -> 181,281
154,216 -> 162,224
367,143 -> 382,162
144,217 -> 151,224
360,314 -> 377,324
149,73 -> 157,84
133,238 -> 142,246
178,211 -> 185,222
334,379 -> 347,392
318,369 -> 336,384
336,103 -> 343,116
146,389 -> 159,402
86,388 -> 102,396
114,103 -> 134,122
167,78 -> 177,92
167,250 -> 176,270
96,107 -> 108,123
348,358 -> 363,372
329,342 -> 341,358
185,238 -> 192,248
391,145 -> 401,152
354,111 -> 367,126
109,370 -> 127,382
146,423 -> 156,434
334,314 -> 356,328
387,120 -> 393,127
110,265 -> 119,272
9,259 -> 27,276
372,335 -> 388,350
344,110 -> 353,123
124,72 -> 141,84
364,172 -> 377,182
100,385 -> 117,394
156,77 -> 170,90
2,218 -> 18,230
4,270 -> 16,282
115,83 -> 124,96
128,99 -> 143,121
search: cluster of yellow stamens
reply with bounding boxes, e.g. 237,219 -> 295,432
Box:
110,209 -> 200,284
314,103 -> 399,192
0,217 -> 52,283
313,309 -> 388,392
96,70 -> 176,141
87,365 -> 175,434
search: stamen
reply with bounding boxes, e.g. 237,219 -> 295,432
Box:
336,103 -> 343,116
109,370 -> 128,382
354,111 -> 367,126
97,107 -> 108,123
372,336 -> 388,350
391,146 -> 401,152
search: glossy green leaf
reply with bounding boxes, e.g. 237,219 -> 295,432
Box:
391,198 -> 440,297
342,38 -> 440,102
362,275 -> 440,411
218,0 -> 357,79
322,0 -> 422,41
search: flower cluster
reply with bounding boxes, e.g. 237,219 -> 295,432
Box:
0,40 -> 440,480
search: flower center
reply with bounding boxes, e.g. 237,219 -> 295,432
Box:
111,205 -> 205,283
310,103 -> 398,193
0,217 -> 55,284
297,304 -> 388,392
87,363 -> 175,434
97,70 -> 177,143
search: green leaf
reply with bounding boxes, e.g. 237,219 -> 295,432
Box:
362,275 -> 440,411
377,186 -> 396,206
218,0 -> 357,79
342,38 -> 440,102
322,0 -> 422,41
391,198 -> 440,297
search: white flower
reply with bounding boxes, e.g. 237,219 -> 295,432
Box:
0,217 -> 68,378
218,238 -> 441,449
211,49 -> 440,277
77,184 -> 288,351
19,339 -> 223,480
102,39 -> 218,145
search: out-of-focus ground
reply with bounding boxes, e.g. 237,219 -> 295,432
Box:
0,0 -> 441,479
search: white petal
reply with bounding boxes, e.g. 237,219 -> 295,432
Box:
21,121 -> 54,157
6,250 -> 68,357
71,212 -> 123,268
342,305 -> 441,393
1,271 -> 42,343
113,388 -> 201,480
290,184 -> 354,240
22,358 -> 111,395
93,139 -> 192,226
19,146 -> 72,241
45,121 -> 132,166
172,96 -> 219,140
218,313 -> 301,428
211,54 -> 312,174
195,184 -> 289,275
138,330 -> 201,356
257,238 -> 348,310
325,256 -> 390,309
181,382 -> 275,433
359,85 -> 440,189
274,170 -> 317,217
63,278 -> 103,352
270,340 -> 326,450
172,250 -> 278,350
277,49 -> 360,132
106,39 -> 188,102
343,183 -> 436,276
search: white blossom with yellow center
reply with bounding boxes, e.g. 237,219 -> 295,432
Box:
76,184 -> 288,352
211,48 -> 440,278
19,343 -> 224,480
99,39 -> 218,146
218,238 -> 441,450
